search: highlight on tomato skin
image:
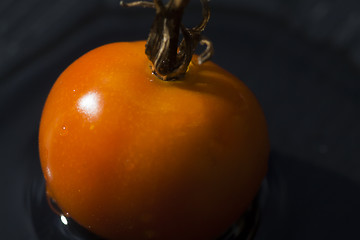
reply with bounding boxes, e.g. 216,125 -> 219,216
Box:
38,40 -> 269,240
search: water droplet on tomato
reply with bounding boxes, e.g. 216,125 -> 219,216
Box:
60,125 -> 68,136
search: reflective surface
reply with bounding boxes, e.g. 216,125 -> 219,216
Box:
30,176 -> 268,240
2,0 -> 360,239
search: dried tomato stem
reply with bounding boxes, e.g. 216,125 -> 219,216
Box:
121,0 -> 213,80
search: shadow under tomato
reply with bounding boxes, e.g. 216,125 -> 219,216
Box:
26,150 -> 360,240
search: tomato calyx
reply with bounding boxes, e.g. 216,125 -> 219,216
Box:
120,0 -> 213,80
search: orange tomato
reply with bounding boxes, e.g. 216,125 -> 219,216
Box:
39,41 -> 269,240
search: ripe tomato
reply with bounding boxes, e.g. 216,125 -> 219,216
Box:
39,40 -> 269,240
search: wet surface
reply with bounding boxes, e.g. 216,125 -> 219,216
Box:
1,0 -> 360,239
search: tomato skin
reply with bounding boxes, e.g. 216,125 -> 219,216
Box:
39,41 -> 269,240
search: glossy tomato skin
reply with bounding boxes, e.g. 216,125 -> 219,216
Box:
39,41 -> 269,240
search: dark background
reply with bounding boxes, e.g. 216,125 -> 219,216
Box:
1,0 -> 359,239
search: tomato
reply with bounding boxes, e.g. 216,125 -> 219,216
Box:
39,40 -> 269,240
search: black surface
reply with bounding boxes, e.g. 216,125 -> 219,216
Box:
1,0 -> 360,239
